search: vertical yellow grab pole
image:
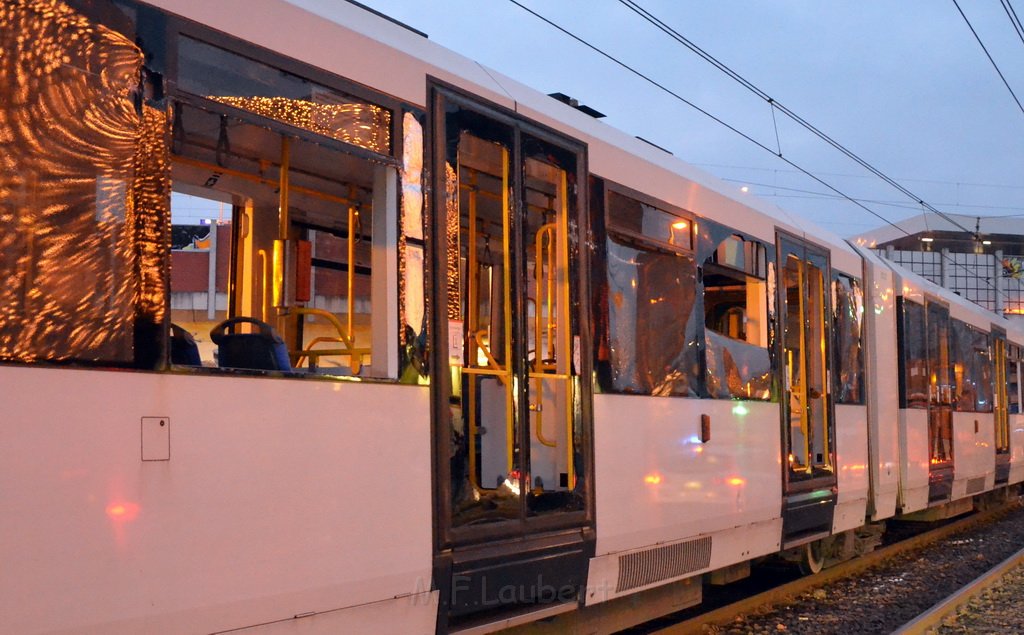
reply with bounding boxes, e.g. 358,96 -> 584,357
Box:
273,137 -> 291,315
559,171 -> 575,488
501,148 -> 515,475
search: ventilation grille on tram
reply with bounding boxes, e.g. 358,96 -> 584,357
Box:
616,536 -> 712,593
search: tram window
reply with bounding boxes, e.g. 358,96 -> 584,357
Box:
832,274 -> 865,405
169,98 -> 398,377
950,320 -> 993,413
602,190 -> 699,396
169,192 -> 232,366
703,235 -> 770,400
1009,344 -> 1022,414
899,300 -> 928,409
0,5 -> 166,368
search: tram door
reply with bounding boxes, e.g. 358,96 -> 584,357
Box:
778,236 -> 837,545
926,301 -> 954,502
430,87 -> 592,622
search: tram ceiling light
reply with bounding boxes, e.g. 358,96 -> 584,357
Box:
983,240 -> 992,245
921,236 -> 934,243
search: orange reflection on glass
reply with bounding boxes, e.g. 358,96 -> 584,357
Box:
106,501 -> 140,522
644,473 -> 662,485
726,477 -> 745,486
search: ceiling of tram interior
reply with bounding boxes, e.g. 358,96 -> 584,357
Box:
172,102 -> 377,231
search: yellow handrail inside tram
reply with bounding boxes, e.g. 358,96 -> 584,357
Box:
290,306 -> 368,373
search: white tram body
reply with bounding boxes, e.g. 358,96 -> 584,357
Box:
1,1 -> 1022,634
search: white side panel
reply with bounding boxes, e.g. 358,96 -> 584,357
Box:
0,367 -> 434,635
950,412 -> 996,500
833,404 -> 868,533
899,408 -> 930,513
593,395 -> 781,556
857,247 -> 900,520
1010,414 -> 1024,485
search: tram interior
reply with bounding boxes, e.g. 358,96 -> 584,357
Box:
169,103 -> 393,376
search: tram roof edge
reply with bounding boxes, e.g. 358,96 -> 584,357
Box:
142,0 -> 857,258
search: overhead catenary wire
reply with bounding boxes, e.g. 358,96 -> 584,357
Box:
615,0 -> 980,237
504,0 -> 1014,302
952,0 -> 1024,118
612,0 -> 1017,298
1000,0 -> 1024,51
504,0 -> 904,236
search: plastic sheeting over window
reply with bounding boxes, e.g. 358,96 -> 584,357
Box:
0,0 -> 168,366
951,319 -> 993,413
832,274 -> 865,405
702,233 -> 771,400
899,300 -> 928,409
605,238 -> 698,396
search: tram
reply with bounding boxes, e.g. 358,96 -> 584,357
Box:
2,1 -> 1022,633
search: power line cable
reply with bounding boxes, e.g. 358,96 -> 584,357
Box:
1001,0 -> 1024,47
504,0 -> 903,236
615,0 -> 1019,300
616,0 -> 979,237
952,0 -> 1024,118
504,0 -> 1012,303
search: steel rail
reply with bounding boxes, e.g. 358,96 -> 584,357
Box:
891,542 -> 1024,634
650,502 -> 1020,635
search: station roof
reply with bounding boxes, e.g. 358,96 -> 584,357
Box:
852,212 -> 1024,252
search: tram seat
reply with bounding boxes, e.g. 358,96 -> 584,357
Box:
169,323 -> 202,366
210,317 -> 292,371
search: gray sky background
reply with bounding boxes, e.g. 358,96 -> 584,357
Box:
350,1 -> 1024,238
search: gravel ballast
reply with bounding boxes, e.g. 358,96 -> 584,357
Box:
702,501 -> 1024,635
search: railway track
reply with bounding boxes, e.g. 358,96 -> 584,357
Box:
893,543 -> 1024,634
630,499 -> 1024,635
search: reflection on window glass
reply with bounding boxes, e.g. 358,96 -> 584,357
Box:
832,274 -> 865,405
0,2 -> 167,366
951,320 -> 993,413
607,190 -> 692,251
900,300 -> 928,409
703,234 -> 770,400
178,37 -> 391,155
399,112 -> 426,381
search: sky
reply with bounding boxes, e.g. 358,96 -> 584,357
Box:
347,0 -> 1024,239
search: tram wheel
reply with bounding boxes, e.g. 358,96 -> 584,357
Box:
799,539 -> 825,575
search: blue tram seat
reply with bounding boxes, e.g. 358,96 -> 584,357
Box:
210,317 -> 291,371
169,323 -> 202,366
